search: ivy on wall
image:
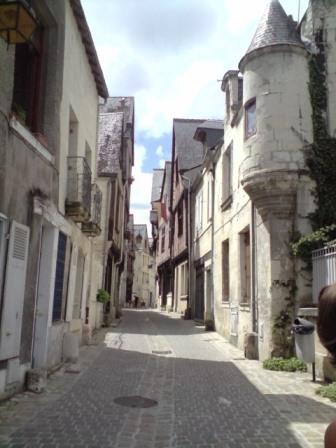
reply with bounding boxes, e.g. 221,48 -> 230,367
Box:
291,34 -> 336,265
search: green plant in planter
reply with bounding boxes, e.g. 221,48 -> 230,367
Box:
96,289 -> 110,304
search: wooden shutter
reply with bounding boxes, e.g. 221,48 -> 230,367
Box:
0,221 -> 30,360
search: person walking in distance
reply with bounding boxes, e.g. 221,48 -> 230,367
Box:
317,285 -> 336,448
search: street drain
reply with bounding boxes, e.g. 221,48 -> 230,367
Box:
152,350 -> 172,355
114,396 -> 158,409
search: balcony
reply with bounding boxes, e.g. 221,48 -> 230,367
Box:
82,184 -> 102,236
65,156 -> 92,222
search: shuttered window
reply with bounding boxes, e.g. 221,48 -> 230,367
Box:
52,231 -> 67,322
0,221 -> 29,360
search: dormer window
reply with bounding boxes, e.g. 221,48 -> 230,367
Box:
245,99 -> 256,139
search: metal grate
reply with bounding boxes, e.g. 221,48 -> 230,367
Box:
114,396 -> 158,409
152,350 -> 172,355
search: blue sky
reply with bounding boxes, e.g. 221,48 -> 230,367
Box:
82,0 -> 309,228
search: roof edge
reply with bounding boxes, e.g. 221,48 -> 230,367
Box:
70,0 -> 109,99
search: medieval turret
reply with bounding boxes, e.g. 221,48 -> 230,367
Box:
239,0 -> 312,219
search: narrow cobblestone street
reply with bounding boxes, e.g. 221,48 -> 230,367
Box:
0,310 -> 335,448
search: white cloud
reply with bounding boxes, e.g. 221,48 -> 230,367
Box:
159,159 -> 165,169
155,145 -> 164,157
82,0 -> 310,220
130,144 -> 152,232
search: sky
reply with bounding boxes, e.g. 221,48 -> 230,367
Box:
82,0 -> 309,230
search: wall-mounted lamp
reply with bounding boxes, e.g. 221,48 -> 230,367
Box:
0,0 -> 37,45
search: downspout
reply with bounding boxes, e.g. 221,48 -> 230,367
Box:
115,184 -> 126,313
209,155 -> 216,330
251,202 -> 258,333
181,175 -> 192,319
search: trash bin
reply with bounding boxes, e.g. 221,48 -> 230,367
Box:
292,317 -> 315,364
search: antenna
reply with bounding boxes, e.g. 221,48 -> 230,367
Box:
298,0 -> 301,23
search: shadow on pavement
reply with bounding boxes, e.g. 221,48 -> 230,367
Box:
118,309 -> 208,336
5,344 -> 334,447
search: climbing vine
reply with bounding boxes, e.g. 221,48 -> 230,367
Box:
271,280 -> 297,358
291,34 -> 336,264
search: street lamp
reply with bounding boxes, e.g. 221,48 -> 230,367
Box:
0,0 -> 37,45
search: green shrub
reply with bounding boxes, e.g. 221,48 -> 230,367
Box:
96,289 -> 110,304
263,357 -> 307,372
316,383 -> 336,402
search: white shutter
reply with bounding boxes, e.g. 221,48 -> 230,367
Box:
0,221 -> 30,360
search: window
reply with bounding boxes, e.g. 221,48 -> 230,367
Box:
240,229 -> 251,304
115,187 -> 120,232
177,201 -> 183,236
52,232 -> 67,322
12,30 -> 44,132
161,227 -> 165,253
222,239 -> 230,302
245,99 -> 256,139
195,189 -> 203,234
222,144 -> 232,206
108,182 -> 116,240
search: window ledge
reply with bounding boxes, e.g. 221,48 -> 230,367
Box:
239,303 -> 250,311
180,295 -> 188,301
221,195 -> 232,212
221,301 -> 230,308
10,117 -> 54,165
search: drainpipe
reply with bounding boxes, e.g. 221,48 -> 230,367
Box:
181,175 -> 192,319
209,157 -> 216,330
251,202 -> 258,333
115,184 -> 126,315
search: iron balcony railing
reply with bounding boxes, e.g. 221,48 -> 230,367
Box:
82,183 -> 102,236
91,183 -> 102,226
66,156 -> 92,222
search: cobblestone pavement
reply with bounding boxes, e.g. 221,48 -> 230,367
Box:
0,310 -> 335,448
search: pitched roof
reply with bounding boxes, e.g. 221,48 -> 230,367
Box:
173,119 -> 205,171
159,161 -> 172,204
70,0 -> 108,98
197,119 -> 224,131
194,120 -> 224,149
100,97 -> 134,128
151,169 -> 164,203
240,0 -> 304,68
97,112 -> 123,176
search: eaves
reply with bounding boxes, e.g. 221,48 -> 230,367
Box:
70,0 -> 109,99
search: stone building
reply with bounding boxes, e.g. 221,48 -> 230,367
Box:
0,0 -> 108,395
170,119 -> 205,315
190,121 -> 223,325
211,0 -> 321,361
132,224 -> 156,308
96,97 -> 134,319
153,162 -> 172,309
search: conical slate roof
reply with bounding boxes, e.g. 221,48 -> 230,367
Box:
240,0 -> 304,67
